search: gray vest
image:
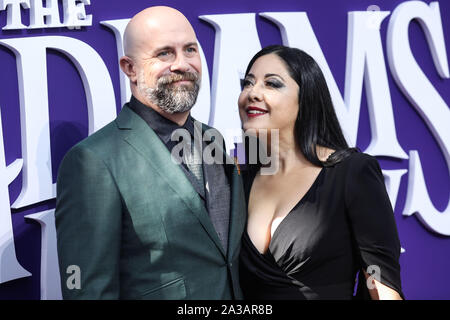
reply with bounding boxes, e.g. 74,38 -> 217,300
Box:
178,131 -> 231,253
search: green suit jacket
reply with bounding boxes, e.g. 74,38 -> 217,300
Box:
55,104 -> 246,299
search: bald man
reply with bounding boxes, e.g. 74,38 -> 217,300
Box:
55,7 -> 246,300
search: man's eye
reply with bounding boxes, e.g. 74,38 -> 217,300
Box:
186,47 -> 197,53
158,51 -> 170,57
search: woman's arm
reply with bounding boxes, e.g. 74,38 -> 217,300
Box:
345,153 -> 404,299
363,270 -> 403,300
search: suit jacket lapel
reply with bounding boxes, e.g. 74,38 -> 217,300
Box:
226,164 -> 246,260
179,161 -> 206,200
116,105 -> 226,257
201,125 -> 246,260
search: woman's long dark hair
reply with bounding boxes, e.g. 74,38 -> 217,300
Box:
243,45 -> 357,168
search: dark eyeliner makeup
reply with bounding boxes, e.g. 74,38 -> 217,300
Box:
266,79 -> 284,88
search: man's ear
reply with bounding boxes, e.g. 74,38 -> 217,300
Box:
120,56 -> 137,83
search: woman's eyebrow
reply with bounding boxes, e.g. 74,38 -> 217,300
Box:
265,73 -> 284,81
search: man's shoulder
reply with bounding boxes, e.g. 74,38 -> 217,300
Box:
63,119 -> 121,161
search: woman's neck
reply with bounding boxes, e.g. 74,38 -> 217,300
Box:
262,133 -> 313,176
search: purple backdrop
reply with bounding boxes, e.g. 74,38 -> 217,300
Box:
0,0 -> 449,299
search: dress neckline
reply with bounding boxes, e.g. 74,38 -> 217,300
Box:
247,166 -> 326,256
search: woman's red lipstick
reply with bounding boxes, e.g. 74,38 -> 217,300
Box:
246,106 -> 268,118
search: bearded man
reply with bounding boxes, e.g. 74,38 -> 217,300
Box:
55,6 -> 246,300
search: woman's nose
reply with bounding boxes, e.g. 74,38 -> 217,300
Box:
248,85 -> 263,102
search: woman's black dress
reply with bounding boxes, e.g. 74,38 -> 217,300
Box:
239,152 -> 404,300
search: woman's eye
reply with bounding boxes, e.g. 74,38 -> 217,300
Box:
266,80 -> 283,88
240,79 -> 251,90
241,79 -> 253,87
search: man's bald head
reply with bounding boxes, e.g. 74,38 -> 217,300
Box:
123,6 -> 197,59
119,6 -> 202,122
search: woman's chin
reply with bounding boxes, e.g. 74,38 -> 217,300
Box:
243,125 -> 260,135
242,127 -> 272,140
243,121 -> 268,133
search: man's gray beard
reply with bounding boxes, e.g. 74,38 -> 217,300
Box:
138,70 -> 200,114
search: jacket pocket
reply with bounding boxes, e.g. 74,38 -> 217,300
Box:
141,277 -> 187,300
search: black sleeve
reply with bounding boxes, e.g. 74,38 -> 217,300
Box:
345,153 -> 404,299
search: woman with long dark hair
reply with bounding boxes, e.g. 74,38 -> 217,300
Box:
238,45 -> 403,300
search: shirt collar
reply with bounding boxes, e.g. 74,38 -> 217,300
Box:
128,95 -> 196,144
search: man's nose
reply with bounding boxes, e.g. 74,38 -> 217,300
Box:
170,53 -> 191,73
